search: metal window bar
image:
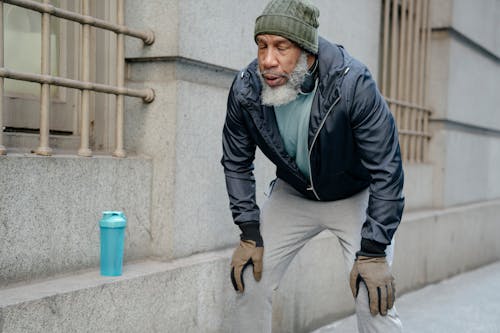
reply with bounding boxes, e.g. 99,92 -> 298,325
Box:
36,0 -> 52,155
0,0 -> 155,157
0,1 -> 5,155
381,0 -> 432,163
79,0 -> 91,157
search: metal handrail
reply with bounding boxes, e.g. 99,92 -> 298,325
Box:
385,97 -> 432,114
2,0 -> 154,44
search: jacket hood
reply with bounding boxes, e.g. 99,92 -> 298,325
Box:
316,37 -> 352,108
317,37 -> 350,80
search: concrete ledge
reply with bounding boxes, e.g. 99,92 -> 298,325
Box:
0,250 -> 233,308
1,200 -> 498,332
0,240 -> 346,333
3,133 -> 81,151
0,252 -> 235,333
0,154 -> 153,287
394,198 -> 500,293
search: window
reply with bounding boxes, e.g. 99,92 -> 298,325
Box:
4,1 -> 59,97
0,0 -> 153,156
3,0 -> 77,135
380,0 -> 432,163
2,0 -> 118,151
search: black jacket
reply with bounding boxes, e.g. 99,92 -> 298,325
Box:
221,37 -> 404,253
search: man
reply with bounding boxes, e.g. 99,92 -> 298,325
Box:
221,0 -> 404,332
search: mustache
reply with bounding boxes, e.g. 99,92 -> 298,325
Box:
260,70 -> 290,80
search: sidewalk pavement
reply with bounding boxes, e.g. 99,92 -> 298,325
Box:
314,261 -> 500,333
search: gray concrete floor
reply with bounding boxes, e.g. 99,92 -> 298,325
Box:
314,261 -> 500,333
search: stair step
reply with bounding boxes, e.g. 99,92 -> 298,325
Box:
0,249 -> 233,333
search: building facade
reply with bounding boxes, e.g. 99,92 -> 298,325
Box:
0,0 -> 499,332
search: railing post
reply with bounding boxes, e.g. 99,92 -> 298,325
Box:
34,0 -> 52,155
402,0 -> 415,162
397,0 -> 407,159
78,0 -> 92,157
423,0 -> 431,162
389,0 -> 398,123
113,0 -> 126,158
381,0 -> 390,96
410,0 -> 422,162
0,0 -> 6,155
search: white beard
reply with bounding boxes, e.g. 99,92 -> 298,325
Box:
258,52 -> 309,107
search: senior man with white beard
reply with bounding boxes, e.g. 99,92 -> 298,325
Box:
221,1 -> 405,332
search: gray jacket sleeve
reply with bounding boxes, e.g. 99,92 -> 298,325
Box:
349,67 -> 405,247
221,79 -> 260,225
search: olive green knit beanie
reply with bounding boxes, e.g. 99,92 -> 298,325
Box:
254,0 -> 320,54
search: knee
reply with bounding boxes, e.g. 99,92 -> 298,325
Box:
241,266 -> 274,296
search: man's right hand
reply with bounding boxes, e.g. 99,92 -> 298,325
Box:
230,223 -> 264,293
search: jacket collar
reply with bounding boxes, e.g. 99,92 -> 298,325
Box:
316,37 -> 351,110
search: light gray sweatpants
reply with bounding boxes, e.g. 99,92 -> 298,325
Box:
231,179 -> 402,333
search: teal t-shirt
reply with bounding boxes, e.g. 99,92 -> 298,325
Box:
274,85 -> 317,179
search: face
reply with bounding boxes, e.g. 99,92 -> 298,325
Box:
257,34 -> 303,88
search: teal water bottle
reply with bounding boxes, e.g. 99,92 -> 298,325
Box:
99,211 -> 127,276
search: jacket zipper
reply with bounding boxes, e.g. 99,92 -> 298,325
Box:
306,67 -> 350,200
306,95 -> 341,200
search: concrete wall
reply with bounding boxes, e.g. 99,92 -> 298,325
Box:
430,126 -> 500,207
125,0 -> 381,76
428,31 -> 500,131
430,0 -> 499,56
428,0 -> 500,207
0,154 -> 153,287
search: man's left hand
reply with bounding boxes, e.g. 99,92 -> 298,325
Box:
349,256 -> 395,316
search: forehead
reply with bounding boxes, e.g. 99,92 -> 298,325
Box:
256,34 -> 293,45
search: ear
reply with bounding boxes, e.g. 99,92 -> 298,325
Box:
306,53 -> 316,69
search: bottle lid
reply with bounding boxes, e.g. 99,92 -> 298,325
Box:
99,211 -> 127,228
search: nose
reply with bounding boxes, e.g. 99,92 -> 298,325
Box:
261,48 -> 278,70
